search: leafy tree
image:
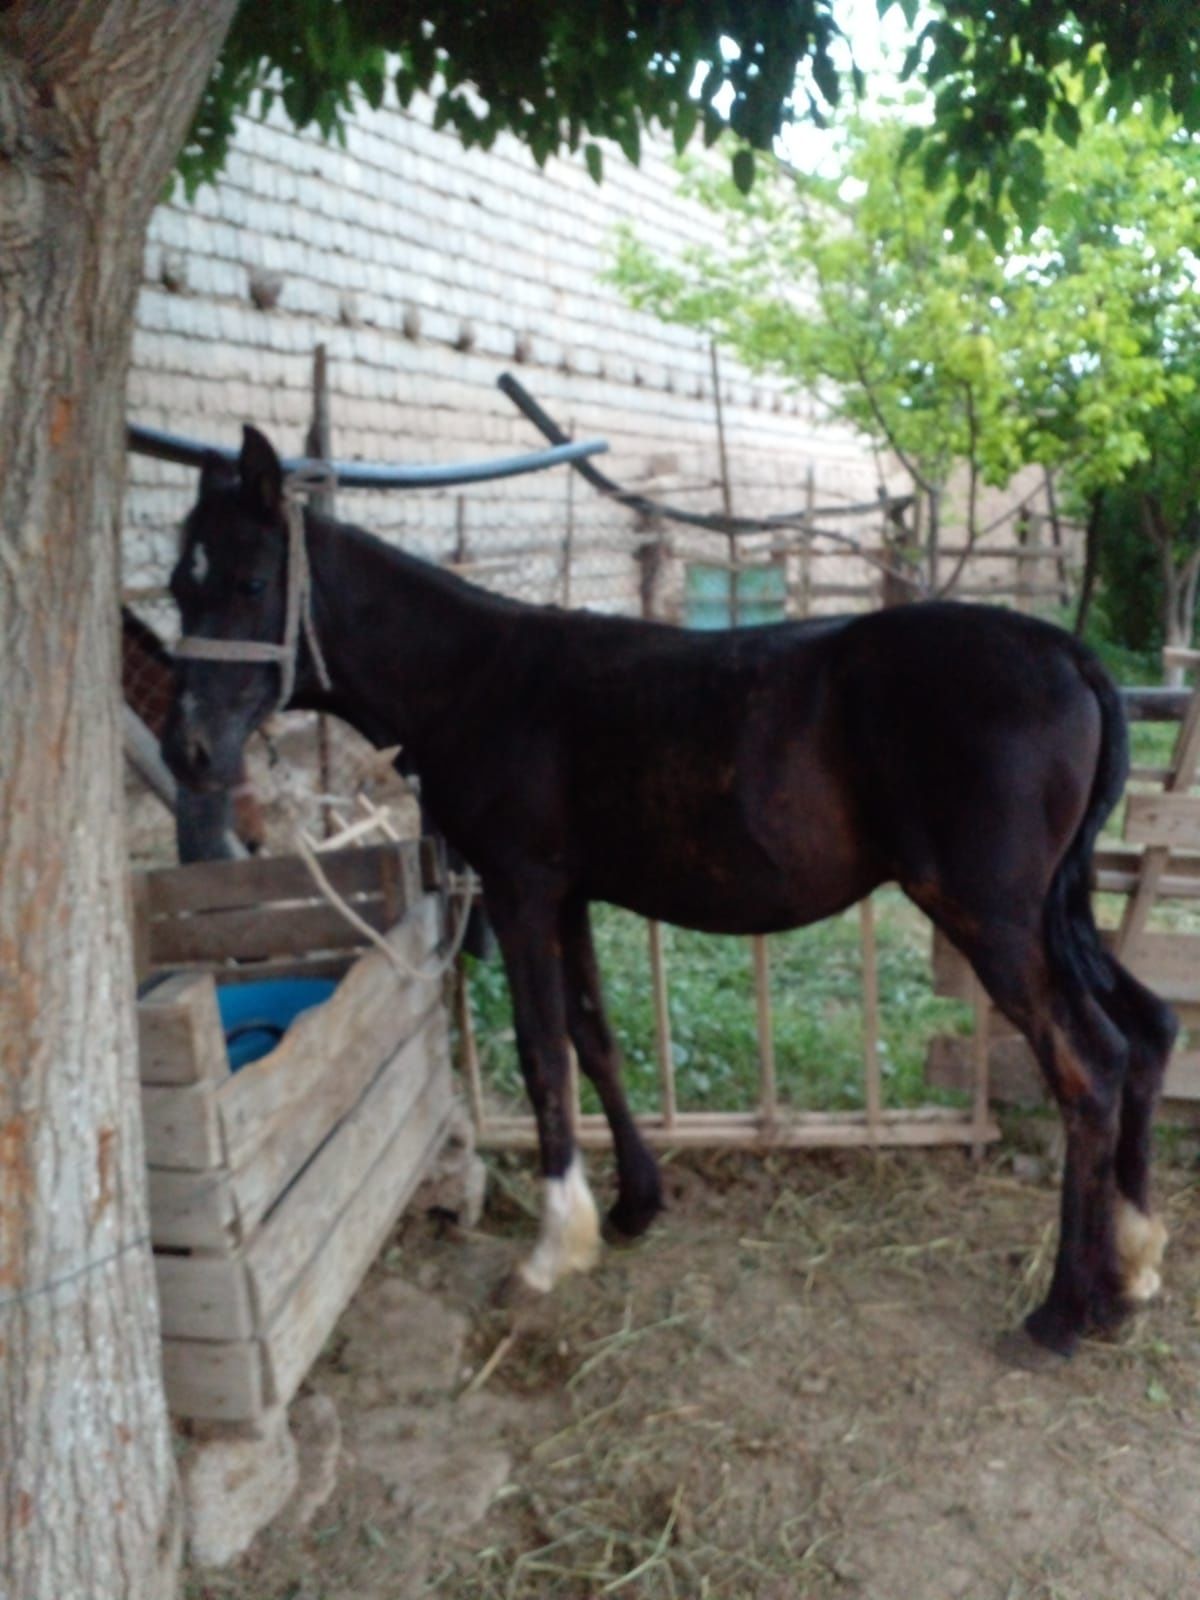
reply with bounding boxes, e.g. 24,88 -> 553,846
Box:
611,104 -> 1200,632
898,0 -> 1200,228
181,1 -> 854,195
1007,109 -> 1200,652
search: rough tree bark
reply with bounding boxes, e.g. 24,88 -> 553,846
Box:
0,5 -> 236,1596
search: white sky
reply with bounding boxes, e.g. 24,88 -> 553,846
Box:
777,0 -> 926,174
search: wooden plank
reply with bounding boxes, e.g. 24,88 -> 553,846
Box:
1128,765 -> 1174,785
478,1105 -> 1000,1151
1124,793 -> 1200,851
1094,848 -> 1200,897
1121,687 -> 1191,723
1124,932 -> 1200,1004
148,952 -> 359,987
419,835 -> 445,893
131,871 -> 152,987
142,840 -> 421,917
927,1033 -> 1044,1105
141,1082 -> 224,1170
1165,1050 -> 1200,1101
455,961 -> 486,1132
161,1337 -> 264,1424
752,935 -> 777,1125
246,1010 -> 447,1328
149,896 -> 394,966
137,971 -> 229,1087
154,1252 -> 254,1341
219,897 -> 442,1232
647,921 -> 676,1128
859,901 -> 880,1134
147,1167 -> 238,1250
261,1059 -> 454,1410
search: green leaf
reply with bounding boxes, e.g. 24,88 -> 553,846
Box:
732,147 -> 756,195
1052,101 -> 1082,148
584,142 -> 603,184
673,98 -> 699,157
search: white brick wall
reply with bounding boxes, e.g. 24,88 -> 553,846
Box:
126,86 -> 884,628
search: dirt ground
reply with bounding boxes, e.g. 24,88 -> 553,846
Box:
185,1142 -> 1200,1600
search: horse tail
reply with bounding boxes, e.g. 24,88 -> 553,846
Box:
1043,646 -> 1130,999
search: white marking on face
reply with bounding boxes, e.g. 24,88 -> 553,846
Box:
180,690 -> 199,719
519,1153 -> 601,1293
190,541 -> 209,583
1115,1196 -> 1167,1303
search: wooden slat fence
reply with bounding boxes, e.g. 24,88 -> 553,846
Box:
458,892 -> 1000,1156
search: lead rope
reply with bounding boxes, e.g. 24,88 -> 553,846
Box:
292,828 -> 478,984
279,466 -> 474,982
279,468 -> 333,706
177,465 -> 468,977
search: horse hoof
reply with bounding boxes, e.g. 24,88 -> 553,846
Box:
605,1194 -> 663,1242
1115,1199 -> 1167,1303
1022,1302 -> 1080,1358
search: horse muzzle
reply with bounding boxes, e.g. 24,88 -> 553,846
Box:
161,704 -> 242,792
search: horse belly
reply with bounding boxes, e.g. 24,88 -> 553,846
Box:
573,766 -> 877,935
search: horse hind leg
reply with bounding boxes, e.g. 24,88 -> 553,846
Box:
939,917 -> 1129,1354
1101,959 -> 1177,1303
560,897 -> 663,1238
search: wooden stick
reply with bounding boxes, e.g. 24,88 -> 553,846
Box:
455,959 -> 486,1133
971,975 -> 991,1164
647,921 -> 676,1128
752,936 -> 777,1126
859,899 -> 882,1137
460,1332 -> 515,1399
567,1043 -> 582,1135
475,1106 -> 1000,1152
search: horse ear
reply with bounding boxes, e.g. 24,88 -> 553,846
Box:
238,424 -> 283,518
199,449 -> 235,499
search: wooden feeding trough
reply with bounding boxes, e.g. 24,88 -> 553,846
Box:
133,839 -> 455,1424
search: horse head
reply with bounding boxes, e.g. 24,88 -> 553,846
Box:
162,425 -> 295,790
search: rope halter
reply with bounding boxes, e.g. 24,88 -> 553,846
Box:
175,466 -> 334,712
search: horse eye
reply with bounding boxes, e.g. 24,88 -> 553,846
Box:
238,578 -> 267,598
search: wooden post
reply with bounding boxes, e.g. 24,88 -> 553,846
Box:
562,415 -> 575,606
567,1044 -> 583,1134
860,898 -> 882,1138
306,343 -> 337,834
648,919 -> 677,1128
454,494 -> 468,566
754,935 -> 777,1127
1118,664 -> 1200,968
455,959 -> 486,1134
797,464 -> 815,618
970,975 -> 991,1163
710,339 -> 738,624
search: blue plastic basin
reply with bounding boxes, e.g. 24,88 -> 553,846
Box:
216,978 -> 337,1071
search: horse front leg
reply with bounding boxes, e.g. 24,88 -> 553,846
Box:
487,885 -> 601,1293
560,895 -> 663,1238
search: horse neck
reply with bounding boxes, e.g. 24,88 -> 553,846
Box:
302,513 -> 513,757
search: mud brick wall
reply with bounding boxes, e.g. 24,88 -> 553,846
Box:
123,89 -> 883,629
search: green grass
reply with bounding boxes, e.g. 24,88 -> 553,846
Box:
466,890 -> 971,1118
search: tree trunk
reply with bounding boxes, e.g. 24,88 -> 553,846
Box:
0,5 -> 236,1596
